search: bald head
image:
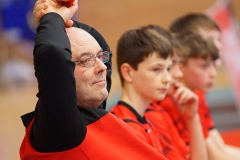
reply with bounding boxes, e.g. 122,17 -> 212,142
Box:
66,27 -> 101,61
66,27 -> 95,42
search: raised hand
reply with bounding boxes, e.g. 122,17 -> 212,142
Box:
170,82 -> 198,120
33,0 -> 48,24
33,0 -> 78,26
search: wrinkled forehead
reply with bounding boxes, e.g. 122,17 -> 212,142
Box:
66,27 -> 101,56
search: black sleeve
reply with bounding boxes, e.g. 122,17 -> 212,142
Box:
31,13 -> 86,152
72,21 -> 112,110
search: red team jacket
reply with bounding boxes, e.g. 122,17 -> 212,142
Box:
111,101 -> 190,160
157,90 -> 215,144
146,103 -> 190,160
20,112 -> 167,160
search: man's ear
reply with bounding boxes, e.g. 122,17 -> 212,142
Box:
120,63 -> 134,83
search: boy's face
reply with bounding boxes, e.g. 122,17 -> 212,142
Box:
130,52 -> 172,101
180,57 -> 217,93
167,52 -> 183,94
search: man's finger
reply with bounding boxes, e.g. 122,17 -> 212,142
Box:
65,20 -> 73,27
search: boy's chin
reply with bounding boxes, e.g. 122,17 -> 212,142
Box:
155,94 -> 167,101
199,87 -> 212,94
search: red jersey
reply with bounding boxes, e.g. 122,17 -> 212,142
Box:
111,101 -> 189,160
195,90 -> 215,137
159,90 -> 215,144
111,101 -> 164,153
146,103 -> 190,160
20,111 -> 167,160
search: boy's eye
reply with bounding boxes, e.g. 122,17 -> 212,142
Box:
172,58 -> 180,66
212,61 -> 217,67
201,63 -> 210,69
167,66 -> 172,72
153,68 -> 161,72
172,60 -> 177,67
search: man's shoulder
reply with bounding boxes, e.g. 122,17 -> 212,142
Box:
21,111 -> 35,129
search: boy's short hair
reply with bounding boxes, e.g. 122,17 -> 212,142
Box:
140,25 -> 174,44
140,24 -> 183,58
117,27 -> 173,85
170,13 -> 220,33
175,31 -> 219,63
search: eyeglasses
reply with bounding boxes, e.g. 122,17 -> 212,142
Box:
74,51 -> 110,67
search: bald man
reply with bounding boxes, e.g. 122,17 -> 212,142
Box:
20,0 -> 168,159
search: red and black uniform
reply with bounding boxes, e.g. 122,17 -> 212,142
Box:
153,97 -> 190,144
159,90 -> 215,144
20,13 -> 167,160
111,101 -> 164,153
111,101 -> 189,160
195,90 -> 215,137
146,103 -> 190,160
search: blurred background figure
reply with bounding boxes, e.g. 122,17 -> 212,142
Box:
204,1 -> 240,149
0,0 -> 36,91
0,1 -> 37,160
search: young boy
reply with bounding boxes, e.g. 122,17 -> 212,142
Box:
165,13 -> 240,159
111,26 -> 207,160
159,30 -> 218,140
111,27 -> 172,154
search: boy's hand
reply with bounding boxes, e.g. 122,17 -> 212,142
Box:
171,82 -> 198,120
33,0 -> 77,27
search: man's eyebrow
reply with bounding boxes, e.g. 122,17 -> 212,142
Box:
97,48 -> 103,54
79,49 -> 103,58
79,52 -> 91,57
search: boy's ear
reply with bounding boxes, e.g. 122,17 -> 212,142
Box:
120,63 -> 134,83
